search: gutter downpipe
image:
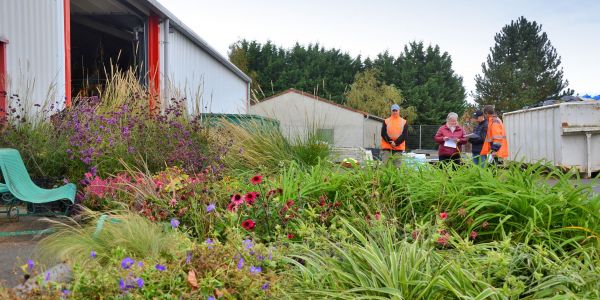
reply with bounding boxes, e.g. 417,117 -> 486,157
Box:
163,18 -> 169,113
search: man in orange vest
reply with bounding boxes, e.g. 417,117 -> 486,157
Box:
480,105 -> 509,164
381,104 -> 408,166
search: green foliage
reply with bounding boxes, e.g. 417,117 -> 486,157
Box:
474,16 -> 572,113
345,69 -> 417,121
230,39 -> 466,124
216,119 -> 330,173
35,208 -> 191,265
229,40 -> 362,103
382,42 -> 467,124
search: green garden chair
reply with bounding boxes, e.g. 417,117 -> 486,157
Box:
0,148 -> 76,219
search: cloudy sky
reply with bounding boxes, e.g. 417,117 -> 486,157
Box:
157,0 -> 600,100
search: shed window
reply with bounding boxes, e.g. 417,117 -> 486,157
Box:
316,128 -> 334,145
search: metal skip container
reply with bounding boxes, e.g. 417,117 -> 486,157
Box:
503,101 -> 600,177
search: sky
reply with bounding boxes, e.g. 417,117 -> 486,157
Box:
157,0 -> 600,100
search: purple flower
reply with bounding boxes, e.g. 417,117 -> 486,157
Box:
119,278 -> 126,290
27,259 -> 34,271
250,266 -> 262,274
45,272 -> 50,281
136,277 -> 144,288
170,218 -> 180,229
237,257 -> 244,270
208,297 -> 215,300
137,261 -> 144,268
186,251 -> 193,264
205,238 -> 214,250
121,257 -> 135,269
261,283 -> 270,290
206,203 -> 216,212
90,250 -> 97,259
256,255 -> 265,261
242,239 -> 253,250
90,166 -> 97,177
155,264 -> 166,271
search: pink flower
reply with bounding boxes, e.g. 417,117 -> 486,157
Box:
374,212 -> 381,220
84,172 -> 93,179
227,202 -> 238,212
470,230 -> 478,240
231,194 -> 243,205
169,198 -> 178,207
437,234 -> 450,246
439,212 -> 448,220
87,176 -> 107,198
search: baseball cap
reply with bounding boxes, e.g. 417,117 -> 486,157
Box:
472,110 -> 484,118
391,104 -> 400,111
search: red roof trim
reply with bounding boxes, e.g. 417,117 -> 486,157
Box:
254,88 -> 384,122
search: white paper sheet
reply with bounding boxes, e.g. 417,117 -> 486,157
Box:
444,139 -> 457,148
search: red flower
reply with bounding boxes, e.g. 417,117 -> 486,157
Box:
244,192 -> 258,205
439,212 -> 448,220
287,233 -> 294,239
250,175 -> 263,185
286,200 -> 295,207
242,219 -> 256,231
227,202 -> 239,212
333,202 -> 341,208
319,199 -> 326,207
231,194 -> 243,205
374,212 -> 381,220
411,230 -> 420,240
470,230 -> 478,240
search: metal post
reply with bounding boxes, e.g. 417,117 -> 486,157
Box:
419,125 -> 422,150
586,133 -> 592,178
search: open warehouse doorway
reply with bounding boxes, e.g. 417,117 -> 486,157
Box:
70,0 -> 147,99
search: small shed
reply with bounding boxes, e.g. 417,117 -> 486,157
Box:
249,89 -> 384,149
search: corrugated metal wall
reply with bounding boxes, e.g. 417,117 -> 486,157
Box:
505,105 -> 562,164
0,0 -> 65,115
166,29 -> 247,114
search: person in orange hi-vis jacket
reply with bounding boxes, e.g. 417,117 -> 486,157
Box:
381,104 -> 408,166
480,105 -> 509,164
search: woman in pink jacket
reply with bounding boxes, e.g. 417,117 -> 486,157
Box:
434,112 -> 467,165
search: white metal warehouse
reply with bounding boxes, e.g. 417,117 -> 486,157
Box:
249,89 -> 384,149
0,0 -> 251,118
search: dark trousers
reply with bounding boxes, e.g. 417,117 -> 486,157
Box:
439,153 -> 461,167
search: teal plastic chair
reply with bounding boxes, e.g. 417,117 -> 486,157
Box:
0,149 -> 76,207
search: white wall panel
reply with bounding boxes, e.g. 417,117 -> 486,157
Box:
0,0 -> 65,115
166,29 -> 247,114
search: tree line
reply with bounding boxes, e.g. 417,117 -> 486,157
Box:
229,16 -> 571,124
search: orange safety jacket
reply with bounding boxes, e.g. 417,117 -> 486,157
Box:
381,116 -> 407,151
480,115 -> 509,158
